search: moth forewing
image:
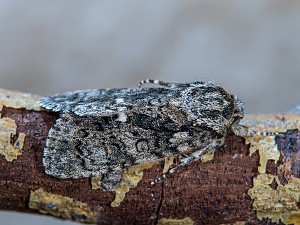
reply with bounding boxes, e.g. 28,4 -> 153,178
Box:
39,80 -> 245,186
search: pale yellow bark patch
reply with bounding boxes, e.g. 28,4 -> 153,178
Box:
29,188 -> 97,223
157,217 -> 194,225
200,148 -> 216,163
245,114 -> 300,224
0,117 -> 25,161
0,88 -> 41,113
246,136 -> 280,174
248,174 -> 300,224
91,161 -> 156,207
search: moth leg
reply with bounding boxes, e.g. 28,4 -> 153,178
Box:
170,146 -> 213,173
100,169 -> 123,191
151,144 -> 218,185
138,79 -> 178,88
232,124 -> 278,137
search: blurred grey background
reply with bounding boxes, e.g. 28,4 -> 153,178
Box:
0,0 -> 300,224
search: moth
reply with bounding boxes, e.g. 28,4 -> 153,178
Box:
39,79 -> 248,188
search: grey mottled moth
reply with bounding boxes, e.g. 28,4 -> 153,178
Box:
39,79 -> 249,188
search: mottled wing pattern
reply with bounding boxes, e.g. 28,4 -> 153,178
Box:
39,88 -> 175,116
39,82 -> 242,179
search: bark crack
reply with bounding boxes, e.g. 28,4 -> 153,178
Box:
154,182 -> 164,225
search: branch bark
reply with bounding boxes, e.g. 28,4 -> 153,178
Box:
0,88 -> 299,225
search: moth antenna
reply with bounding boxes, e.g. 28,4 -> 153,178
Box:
138,79 -> 177,88
252,131 -> 279,136
233,125 -> 279,137
151,174 -> 167,185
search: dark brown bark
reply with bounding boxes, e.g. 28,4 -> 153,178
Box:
0,105 -> 298,225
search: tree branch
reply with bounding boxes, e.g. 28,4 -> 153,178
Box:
0,88 -> 299,225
